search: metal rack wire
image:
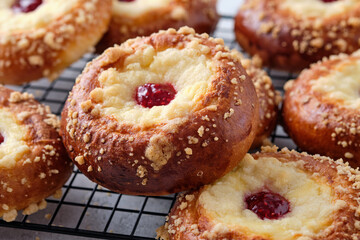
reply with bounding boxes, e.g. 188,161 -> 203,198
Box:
0,8 -> 298,240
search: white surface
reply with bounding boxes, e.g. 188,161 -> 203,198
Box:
217,0 -> 243,16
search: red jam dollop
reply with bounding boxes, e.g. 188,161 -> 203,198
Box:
12,0 -> 43,13
135,83 -> 177,108
0,133 -> 4,145
245,191 -> 290,220
322,0 -> 338,3
118,0 -> 136,2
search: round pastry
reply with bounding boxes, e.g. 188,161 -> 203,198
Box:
232,51 -> 281,148
0,86 -> 73,222
157,146 -> 360,240
60,27 -> 259,196
234,0 -> 360,72
282,51 -> 360,167
96,0 -> 219,53
0,0 -> 112,85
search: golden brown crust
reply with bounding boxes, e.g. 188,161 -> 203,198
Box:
0,86 -> 73,222
159,146 -> 360,240
232,52 -> 280,149
60,27 -> 259,196
234,0 -> 360,72
282,53 -> 360,167
0,0 -> 112,85
96,0 -> 219,53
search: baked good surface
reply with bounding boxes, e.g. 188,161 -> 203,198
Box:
234,0 -> 360,71
157,146 -> 360,240
232,51 -> 280,148
0,86 -> 73,222
282,51 -> 360,167
96,0 -> 219,52
60,27 -> 259,196
0,0 -> 112,85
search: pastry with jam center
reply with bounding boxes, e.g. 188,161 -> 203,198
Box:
0,86 -> 73,222
0,0 -> 112,85
235,0 -> 360,71
61,27 -> 259,195
282,51 -> 360,167
157,146 -> 360,240
96,0 -> 219,52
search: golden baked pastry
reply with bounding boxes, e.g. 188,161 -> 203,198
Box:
234,0 -> 360,71
60,27 -> 259,196
0,0 -> 112,85
0,86 -> 73,222
96,0 -> 219,52
232,51 -> 281,148
282,51 -> 360,167
157,146 -> 360,240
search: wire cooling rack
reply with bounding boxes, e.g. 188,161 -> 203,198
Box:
0,2 -> 299,239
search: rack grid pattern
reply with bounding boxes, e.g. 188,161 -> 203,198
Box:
0,11 -> 298,240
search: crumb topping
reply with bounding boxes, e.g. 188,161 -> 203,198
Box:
75,155 -> 85,165
2,209 -> 17,222
145,134 -> 174,171
9,92 -> 34,103
241,0 -> 360,61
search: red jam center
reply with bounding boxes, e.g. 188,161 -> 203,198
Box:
0,133 -> 4,145
118,0 -> 135,2
322,0 -> 338,2
12,0 -> 43,13
245,191 -> 290,220
135,83 -> 177,108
